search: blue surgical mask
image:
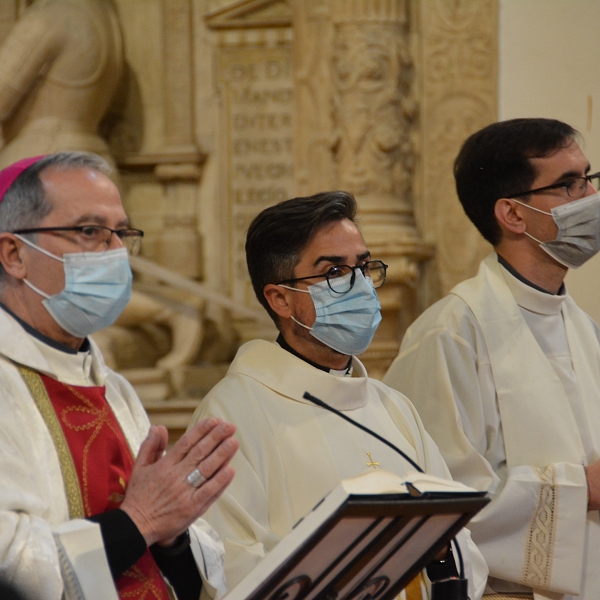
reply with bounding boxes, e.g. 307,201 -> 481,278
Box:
282,270 -> 382,355
16,235 -> 132,337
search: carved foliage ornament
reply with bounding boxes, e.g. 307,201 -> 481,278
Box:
331,22 -> 416,207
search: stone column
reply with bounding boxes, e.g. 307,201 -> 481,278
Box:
292,0 -> 335,195
162,0 -> 198,155
154,0 -> 204,279
294,0 -> 433,377
415,0 -> 497,298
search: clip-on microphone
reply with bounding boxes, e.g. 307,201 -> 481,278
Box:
302,391 -> 469,600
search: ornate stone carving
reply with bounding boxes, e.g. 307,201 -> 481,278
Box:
416,0 -> 497,297
0,0 -> 500,436
0,0 -> 123,169
205,0 -> 291,29
292,0 -> 433,376
330,7 -> 419,246
292,0 -> 335,195
206,0 -> 293,343
104,0 -> 216,408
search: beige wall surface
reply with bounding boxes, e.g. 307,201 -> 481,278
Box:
499,0 -> 600,321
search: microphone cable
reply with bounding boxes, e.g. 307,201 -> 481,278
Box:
303,391 -> 470,599
303,391 -> 424,474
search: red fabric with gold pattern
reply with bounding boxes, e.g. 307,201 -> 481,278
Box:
39,374 -> 171,600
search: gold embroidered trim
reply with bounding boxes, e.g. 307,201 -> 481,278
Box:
19,366 -> 85,519
404,572 -> 425,600
61,383 -> 121,517
520,464 -> 557,590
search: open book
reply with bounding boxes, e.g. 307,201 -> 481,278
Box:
223,470 -> 489,600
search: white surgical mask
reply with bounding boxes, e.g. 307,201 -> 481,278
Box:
281,270 -> 382,355
514,191 -> 600,268
16,235 -> 132,337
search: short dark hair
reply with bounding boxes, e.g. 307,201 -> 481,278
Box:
246,190 -> 358,325
454,118 -> 579,245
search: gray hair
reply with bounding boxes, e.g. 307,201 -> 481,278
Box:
0,152 -> 112,233
0,151 -> 112,281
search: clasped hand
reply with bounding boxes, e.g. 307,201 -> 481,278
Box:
121,417 -> 238,547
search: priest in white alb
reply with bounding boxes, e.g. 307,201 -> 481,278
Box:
189,191 -> 488,599
384,118 -> 600,600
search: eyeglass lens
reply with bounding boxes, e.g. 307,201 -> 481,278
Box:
327,261 -> 386,293
568,174 -> 600,198
75,227 -> 142,255
117,231 -> 142,255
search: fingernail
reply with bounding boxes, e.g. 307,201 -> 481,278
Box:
218,422 -> 230,434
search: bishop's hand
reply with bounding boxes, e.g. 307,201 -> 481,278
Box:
120,418 -> 238,547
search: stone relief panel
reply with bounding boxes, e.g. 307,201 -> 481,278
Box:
0,0 -> 499,402
0,0 -> 123,169
416,0 -> 497,298
219,46 -> 294,307
292,0 -> 433,377
206,0 -> 293,343
331,22 -> 414,207
292,0 -> 335,195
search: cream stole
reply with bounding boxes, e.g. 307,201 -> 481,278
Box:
450,254 -> 600,469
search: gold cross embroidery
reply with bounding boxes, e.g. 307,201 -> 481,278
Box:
366,452 -> 380,469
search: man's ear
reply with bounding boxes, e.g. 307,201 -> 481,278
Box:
494,198 -> 527,235
0,233 -> 27,280
263,284 -> 293,319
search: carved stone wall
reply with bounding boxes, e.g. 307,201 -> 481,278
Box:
0,0 -> 123,169
292,0 -> 335,194
415,0 -> 497,300
206,0 -> 292,344
111,0 -> 204,280
0,0 -> 499,393
293,0 -> 434,377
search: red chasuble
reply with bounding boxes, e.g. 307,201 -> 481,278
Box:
39,374 -> 171,600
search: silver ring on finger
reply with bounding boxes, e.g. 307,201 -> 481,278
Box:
187,467 -> 206,488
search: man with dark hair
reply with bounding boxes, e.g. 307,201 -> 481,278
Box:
189,191 -> 488,597
385,118 -> 600,599
0,153 -> 239,600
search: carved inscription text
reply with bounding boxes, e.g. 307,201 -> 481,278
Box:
218,46 -> 294,306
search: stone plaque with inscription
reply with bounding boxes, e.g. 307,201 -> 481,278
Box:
217,45 -> 294,310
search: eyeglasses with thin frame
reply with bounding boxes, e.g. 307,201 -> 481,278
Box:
506,172 -> 600,200
12,225 -> 144,255
277,260 -> 388,294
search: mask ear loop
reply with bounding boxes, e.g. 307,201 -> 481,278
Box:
13,234 -> 62,299
511,198 -> 553,216
22,278 -> 51,299
278,284 -> 310,293
510,199 -> 552,246
524,231 -> 544,245
277,284 -> 313,330
14,234 -> 64,262
291,315 -> 313,331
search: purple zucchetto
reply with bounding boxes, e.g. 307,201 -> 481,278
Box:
0,155 -> 46,203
